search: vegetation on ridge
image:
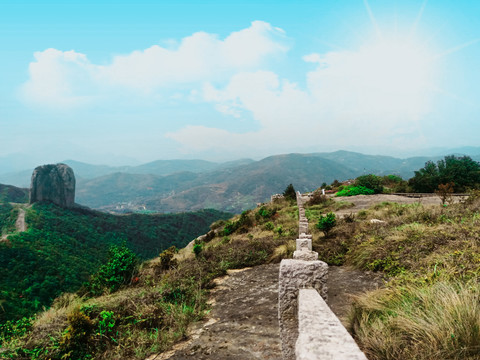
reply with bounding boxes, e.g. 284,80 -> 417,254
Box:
0,198 -> 298,359
3,153 -> 480,359
0,202 -> 231,323
303,191 -> 480,359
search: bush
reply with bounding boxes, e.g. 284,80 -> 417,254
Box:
193,242 -> 203,258
59,307 -> 94,359
84,244 -> 138,296
435,182 -> 455,205
264,221 -> 274,231
159,246 -> 178,271
307,191 -> 330,206
355,174 -> 384,194
0,317 -> 33,345
222,211 -> 253,235
256,206 -> 276,220
316,212 -> 336,237
337,185 -> 375,197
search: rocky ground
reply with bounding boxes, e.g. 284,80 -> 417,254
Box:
333,193 -> 444,217
149,264 -> 383,360
147,194 -> 441,360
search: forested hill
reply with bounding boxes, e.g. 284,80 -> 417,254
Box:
0,202 -> 231,322
0,184 -> 28,203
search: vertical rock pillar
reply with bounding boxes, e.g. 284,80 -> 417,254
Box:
278,259 -> 328,360
29,163 -> 76,208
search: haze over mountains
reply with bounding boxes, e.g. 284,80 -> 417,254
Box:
2,149 -> 480,213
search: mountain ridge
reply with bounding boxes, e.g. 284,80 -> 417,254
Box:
2,150 -> 480,213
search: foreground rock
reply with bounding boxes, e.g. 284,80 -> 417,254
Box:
151,264 -> 382,360
29,164 -> 76,208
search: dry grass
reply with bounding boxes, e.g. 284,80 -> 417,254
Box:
350,281 -> 480,360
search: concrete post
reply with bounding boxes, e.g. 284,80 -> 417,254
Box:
278,259 -> 328,360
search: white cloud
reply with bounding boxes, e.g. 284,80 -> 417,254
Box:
20,21 -> 287,107
21,48 -> 99,108
169,39 -> 436,155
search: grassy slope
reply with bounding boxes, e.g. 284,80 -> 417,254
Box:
0,198 -> 298,359
306,194 -> 480,360
0,202 -> 232,323
2,194 -> 480,359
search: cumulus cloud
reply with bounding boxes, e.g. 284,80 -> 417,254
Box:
21,48 -> 100,108
20,21 -> 288,107
169,41 -> 435,154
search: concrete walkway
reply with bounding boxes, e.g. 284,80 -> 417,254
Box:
148,264 -> 382,360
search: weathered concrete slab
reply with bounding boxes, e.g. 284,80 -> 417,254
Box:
296,289 -> 368,360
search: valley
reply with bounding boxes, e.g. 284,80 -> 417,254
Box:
2,150 -> 477,214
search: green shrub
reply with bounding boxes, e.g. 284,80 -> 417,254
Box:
264,221 -> 274,231
0,317 -> 33,345
256,206 -> 276,220
337,185 -> 375,197
316,212 -> 336,237
84,244 -> 138,296
193,242 -> 203,258
222,211 -> 253,235
355,174 -> 384,194
97,310 -> 116,338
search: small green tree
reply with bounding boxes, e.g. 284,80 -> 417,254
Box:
85,244 -> 138,296
316,212 -> 336,237
283,184 -> 296,202
193,242 -> 203,258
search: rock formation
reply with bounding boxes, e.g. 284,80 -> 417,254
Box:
29,163 -> 76,208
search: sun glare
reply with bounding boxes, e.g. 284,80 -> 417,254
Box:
358,35 -> 433,111
359,38 -> 431,96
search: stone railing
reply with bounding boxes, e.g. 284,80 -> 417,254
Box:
278,191 -> 367,360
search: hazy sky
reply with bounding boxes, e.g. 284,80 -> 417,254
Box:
1,0 -> 479,165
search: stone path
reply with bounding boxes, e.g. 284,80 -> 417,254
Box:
15,208 -> 26,232
150,263 -> 383,360
1,206 -> 27,241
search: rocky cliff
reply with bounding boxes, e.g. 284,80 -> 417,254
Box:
29,163 -> 76,208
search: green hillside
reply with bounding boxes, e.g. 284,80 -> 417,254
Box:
76,153 -> 358,213
0,184 -> 28,203
2,193 -> 480,359
0,202 -> 231,323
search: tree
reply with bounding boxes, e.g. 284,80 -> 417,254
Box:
283,184 -> 296,202
435,182 -> 454,205
409,156 -> 480,193
355,174 -> 384,194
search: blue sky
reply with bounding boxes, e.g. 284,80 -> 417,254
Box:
1,0 -> 479,166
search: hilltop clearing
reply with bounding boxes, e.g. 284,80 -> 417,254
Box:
332,193 -> 443,217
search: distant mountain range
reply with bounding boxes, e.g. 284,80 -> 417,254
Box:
2,150 -> 480,213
